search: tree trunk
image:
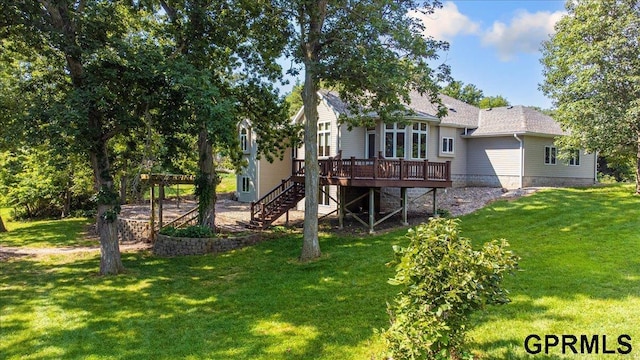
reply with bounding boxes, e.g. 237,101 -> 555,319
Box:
41,0 -> 124,274
91,142 -> 125,276
300,65 -> 321,261
197,129 -> 216,232
636,133 -> 640,195
0,215 -> 7,232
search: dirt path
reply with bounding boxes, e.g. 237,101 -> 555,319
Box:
0,243 -> 151,261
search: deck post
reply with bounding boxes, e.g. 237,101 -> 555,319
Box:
373,157 -> 378,179
338,186 -> 344,229
446,161 -> 452,181
149,185 -> 155,242
423,159 -> 429,180
399,158 -> 404,180
432,188 -> 438,217
369,187 -> 375,234
350,157 -> 355,178
401,187 -> 408,226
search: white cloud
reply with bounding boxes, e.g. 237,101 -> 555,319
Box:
481,10 -> 566,61
413,2 -> 480,41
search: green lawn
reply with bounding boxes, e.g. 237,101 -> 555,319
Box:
1,185 -> 638,359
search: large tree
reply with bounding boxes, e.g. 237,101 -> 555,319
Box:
155,0 -> 294,232
541,0 -> 640,194
280,0 -> 449,260
2,1 -> 164,274
441,80 -> 484,106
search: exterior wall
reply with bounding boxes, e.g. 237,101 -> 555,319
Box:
465,136 -> 521,188
433,125 -> 466,187
257,154 -> 292,199
340,125 -> 366,158
522,136 -> 596,187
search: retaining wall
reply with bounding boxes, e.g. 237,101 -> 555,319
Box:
153,233 -> 263,257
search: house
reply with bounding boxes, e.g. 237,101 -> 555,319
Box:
237,90 -> 597,230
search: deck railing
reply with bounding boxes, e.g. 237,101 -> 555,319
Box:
292,157 -> 451,182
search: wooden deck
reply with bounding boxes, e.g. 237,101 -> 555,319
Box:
292,158 -> 452,188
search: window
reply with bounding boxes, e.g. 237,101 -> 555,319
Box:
545,146 -> 557,165
441,137 -> 454,154
385,123 -> 406,158
240,128 -> 248,152
241,176 -> 251,193
318,185 -> 330,206
318,122 -> 331,157
412,122 -> 428,159
569,150 -> 580,166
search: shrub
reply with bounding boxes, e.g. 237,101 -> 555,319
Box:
383,218 -> 519,360
159,225 -> 215,238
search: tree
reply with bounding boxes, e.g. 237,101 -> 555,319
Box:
155,0 -> 294,232
0,216 -> 6,233
541,0 -> 640,194
441,80 -> 484,106
478,95 -> 510,109
2,1 -> 164,274
280,0 -> 450,261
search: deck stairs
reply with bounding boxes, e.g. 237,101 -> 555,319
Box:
248,176 -> 305,230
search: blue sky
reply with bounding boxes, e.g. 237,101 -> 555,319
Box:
279,0 -> 567,109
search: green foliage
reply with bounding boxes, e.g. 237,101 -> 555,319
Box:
0,148 -> 94,219
541,0 -> 640,193
478,95 -> 509,109
383,218 -> 519,360
441,80 -> 484,106
159,225 -> 215,238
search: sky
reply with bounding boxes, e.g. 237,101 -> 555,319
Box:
279,0 -> 567,109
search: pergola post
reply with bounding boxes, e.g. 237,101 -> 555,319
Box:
158,184 -> 164,229
149,185 -> 155,242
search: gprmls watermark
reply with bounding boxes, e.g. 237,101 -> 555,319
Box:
524,334 -> 633,355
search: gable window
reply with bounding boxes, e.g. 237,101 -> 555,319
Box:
545,146 -> 557,165
318,122 -> 331,157
569,149 -> 580,166
441,137 -> 454,154
241,176 -> 251,193
412,122 -> 428,159
385,123 -> 406,158
240,128 -> 249,152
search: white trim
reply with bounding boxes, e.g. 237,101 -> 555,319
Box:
514,134 -> 523,189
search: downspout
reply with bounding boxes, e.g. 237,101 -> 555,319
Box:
594,150 -> 599,184
514,134 -> 523,189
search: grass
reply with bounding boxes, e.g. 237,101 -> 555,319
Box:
1,184 -> 639,359
144,172 -> 236,200
0,208 -> 95,248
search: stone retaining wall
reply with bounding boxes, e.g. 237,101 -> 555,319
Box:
153,233 -> 263,257
118,218 -> 151,243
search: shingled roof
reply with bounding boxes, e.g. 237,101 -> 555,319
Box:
316,90 -> 564,137
470,105 -> 565,137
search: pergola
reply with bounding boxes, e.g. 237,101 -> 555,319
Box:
140,174 -> 196,241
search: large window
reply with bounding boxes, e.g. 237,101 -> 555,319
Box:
441,137 -> 454,154
412,123 -> 428,159
385,123 -> 406,158
318,122 -> 331,157
240,128 -> 248,152
545,146 -> 557,165
569,149 -> 580,166
241,176 -> 251,193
